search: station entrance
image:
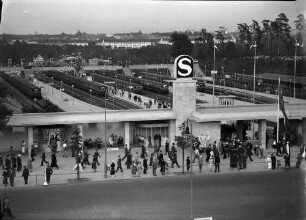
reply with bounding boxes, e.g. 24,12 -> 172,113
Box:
132,120 -> 169,148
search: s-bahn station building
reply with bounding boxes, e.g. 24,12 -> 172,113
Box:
3,56 -> 306,153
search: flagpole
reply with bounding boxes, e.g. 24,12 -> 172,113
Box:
277,77 -> 280,143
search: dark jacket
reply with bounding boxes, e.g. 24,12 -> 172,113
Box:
22,167 -> 30,178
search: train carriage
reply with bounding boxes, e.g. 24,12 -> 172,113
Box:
0,72 -> 42,99
43,70 -> 106,96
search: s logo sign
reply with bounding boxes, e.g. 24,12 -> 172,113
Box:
174,55 -> 194,79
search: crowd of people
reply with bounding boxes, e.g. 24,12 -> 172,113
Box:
1,133 -> 305,188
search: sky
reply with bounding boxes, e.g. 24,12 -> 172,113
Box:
0,0 -> 305,35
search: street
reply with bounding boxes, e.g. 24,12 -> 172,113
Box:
0,168 -> 305,220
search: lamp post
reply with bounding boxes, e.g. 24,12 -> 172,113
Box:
294,40 -> 303,99
71,85 -> 74,105
104,89 -> 108,178
89,89 -> 92,111
104,82 -> 115,110
250,41 -> 257,105
204,65 -> 206,77
244,84 -> 247,104
51,77 -> 54,94
33,98 -> 37,108
212,42 -> 217,106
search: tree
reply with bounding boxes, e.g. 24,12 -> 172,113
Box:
262,19 -> 273,54
250,20 -> 262,46
237,23 -> 251,56
273,13 -> 292,55
170,32 -> 193,58
0,104 -> 13,131
70,127 -> 83,158
294,14 -> 306,45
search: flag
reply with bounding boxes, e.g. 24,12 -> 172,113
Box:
279,85 -> 289,126
0,0 -> 3,24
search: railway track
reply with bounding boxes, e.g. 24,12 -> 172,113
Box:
203,84 -> 277,104
36,74 -> 142,110
0,76 -> 62,113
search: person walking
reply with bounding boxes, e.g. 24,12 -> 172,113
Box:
51,153 -> 59,169
110,161 -> 116,177
21,140 -> 27,154
30,146 -> 36,162
41,149 -> 49,166
2,168 -> 9,187
17,154 -> 22,171
152,158 -> 158,176
115,155 -> 123,173
198,155 -> 204,173
83,149 -> 91,165
266,154 -> 272,170
284,153 -> 290,169
93,149 -> 101,165
3,194 -> 13,218
46,165 -> 53,184
214,153 -> 220,172
149,153 -> 154,167
143,156 -> 148,174
208,155 -> 214,172
164,140 -> 169,155
5,155 -> 11,170
126,150 -> 132,169
9,168 -> 15,187
171,151 -> 180,168
121,144 -> 129,161
186,156 -> 191,171
192,148 -> 200,163
271,154 -> 276,170
22,166 -> 30,185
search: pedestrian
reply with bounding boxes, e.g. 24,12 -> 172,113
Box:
51,153 -> 59,169
246,142 -> 253,161
3,194 -> 13,218
198,154 -> 204,173
126,150 -> 132,169
149,153 -> 154,167
9,146 -> 14,157
93,149 -> 101,165
21,139 -> 27,154
17,154 -> 22,171
143,156 -> 148,174
165,140 -> 169,155
206,144 -> 212,162
192,148 -> 200,163
2,168 -> 9,187
208,155 -> 214,172
5,155 -> 11,170
186,156 -> 191,171
137,161 -> 142,177
131,161 -> 137,176
171,151 -> 180,168
11,154 -> 17,170
9,168 -> 15,187
45,165 -> 53,184
266,154 -> 272,170
140,144 -> 147,159
214,153 -> 220,172
284,153 -> 290,169
62,141 -> 68,158
22,165 -> 30,185
41,149 -> 49,166
115,155 -> 123,173
83,149 -> 91,165
27,156 -> 33,172
121,144 -> 129,161
74,153 -> 84,171
110,160 -> 116,177
296,153 -> 302,169
276,155 -> 281,169
160,158 -> 166,175
271,154 -> 276,170
30,145 -> 36,161
91,156 -> 97,172
152,158 -> 158,176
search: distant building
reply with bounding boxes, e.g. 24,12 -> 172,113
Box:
97,40 -> 153,49
33,55 -> 44,66
88,58 -> 100,66
157,38 -> 172,45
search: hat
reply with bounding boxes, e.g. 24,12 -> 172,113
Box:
18,154 -> 21,157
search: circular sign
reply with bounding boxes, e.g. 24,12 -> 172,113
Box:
174,55 -> 194,78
